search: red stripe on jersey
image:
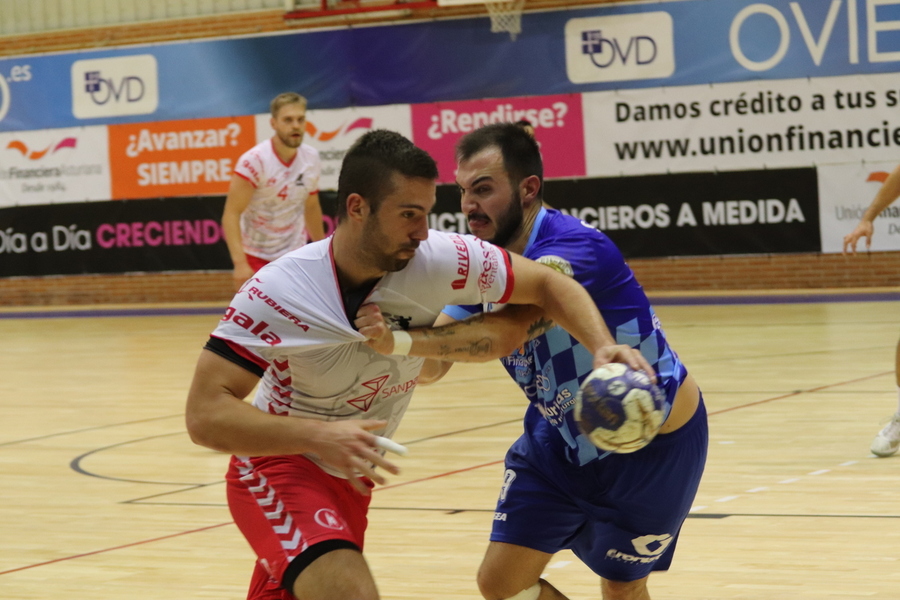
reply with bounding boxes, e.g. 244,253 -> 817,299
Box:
234,171 -> 257,188
212,335 -> 269,371
496,248 -> 515,304
270,139 -> 297,167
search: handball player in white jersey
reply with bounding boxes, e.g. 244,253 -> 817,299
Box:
186,130 -> 650,600
223,92 -> 326,291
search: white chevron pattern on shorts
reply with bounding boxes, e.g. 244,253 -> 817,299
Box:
235,457 -> 309,558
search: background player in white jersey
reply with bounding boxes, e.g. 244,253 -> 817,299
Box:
843,163 -> 900,457
223,92 -> 326,291
360,123 -> 707,600
186,130 -> 650,600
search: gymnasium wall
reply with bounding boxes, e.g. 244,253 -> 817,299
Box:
1,0 -> 899,306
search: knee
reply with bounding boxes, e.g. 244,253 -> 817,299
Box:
476,574 -> 540,600
601,577 -> 649,600
475,566 -> 501,600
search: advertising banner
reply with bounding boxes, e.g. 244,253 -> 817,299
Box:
425,166 -> 820,258
0,196 -> 229,277
3,0 -> 900,132
0,126 -> 110,207
0,166 -> 824,273
543,167 -> 820,258
0,0 -> 896,274
818,160 -> 900,252
411,94 -> 585,183
108,116 -> 256,199
584,72 -> 900,176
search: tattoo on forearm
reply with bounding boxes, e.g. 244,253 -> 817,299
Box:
422,313 -> 486,339
438,338 -> 493,358
526,317 -> 555,340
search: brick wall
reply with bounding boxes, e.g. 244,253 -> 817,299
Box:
1,5 -> 898,306
628,251 -> 900,292
1,251 -> 897,307
0,11 -> 290,58
0,271 -> 233,306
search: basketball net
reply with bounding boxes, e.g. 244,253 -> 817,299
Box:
485,0 -> 525,41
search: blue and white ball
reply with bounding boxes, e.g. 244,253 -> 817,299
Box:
574,363 -> 666,453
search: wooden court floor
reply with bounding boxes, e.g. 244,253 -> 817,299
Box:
1,294 -> 899,599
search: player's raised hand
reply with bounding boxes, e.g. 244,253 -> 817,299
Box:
593,344 -> 657,384
311,419 -> 400,495
843,219 -> 874,254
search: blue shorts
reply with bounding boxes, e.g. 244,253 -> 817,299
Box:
490,398 -> 708,582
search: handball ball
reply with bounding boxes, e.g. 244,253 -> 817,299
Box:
574,363 -> 666,453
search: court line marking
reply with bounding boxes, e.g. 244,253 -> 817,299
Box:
2,370 -> 894,576
54,369 -> 893,488
690,457 -> 878,516
0,414 -> 182,447
0,523 -> 232,576
705,370 -> 892,416
3,504 -> 896,577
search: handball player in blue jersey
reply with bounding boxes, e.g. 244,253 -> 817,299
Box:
362,123 -> 708,600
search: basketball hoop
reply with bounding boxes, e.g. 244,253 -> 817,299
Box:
484,0 -> 525,41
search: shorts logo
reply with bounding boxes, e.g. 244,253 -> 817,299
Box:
606,532 -> 673,564
499,469 -> 516,503
258,558 -> 274,578
632,533 -> 673,557
314,508 -> 345,530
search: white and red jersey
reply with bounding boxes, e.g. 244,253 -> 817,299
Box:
210,230 -> 515,477
233,139 -> 321,261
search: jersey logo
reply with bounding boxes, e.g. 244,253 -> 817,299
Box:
450,234 -> 469,290
477,242 -> 499,294
536,255 -> 574,278
294,173 -> 305,186
222,305 -> 282,347
241,159 -> 259,182
347,375 -> 389,411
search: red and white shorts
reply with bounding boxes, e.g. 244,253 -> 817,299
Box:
226,454 -> 372,599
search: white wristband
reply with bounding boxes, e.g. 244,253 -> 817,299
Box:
391,330 -> 413,356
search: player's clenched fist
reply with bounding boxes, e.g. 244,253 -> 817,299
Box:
355,304 -> 396,354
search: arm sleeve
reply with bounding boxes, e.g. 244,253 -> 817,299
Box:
233,149 -> 262,188
441,233 -> 515,306
204,336 -> 267,377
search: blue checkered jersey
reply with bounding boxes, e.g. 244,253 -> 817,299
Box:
443,208 -> 688,466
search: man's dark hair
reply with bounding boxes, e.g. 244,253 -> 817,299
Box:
336,130 -> 438,220
456,123 -> 543,198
